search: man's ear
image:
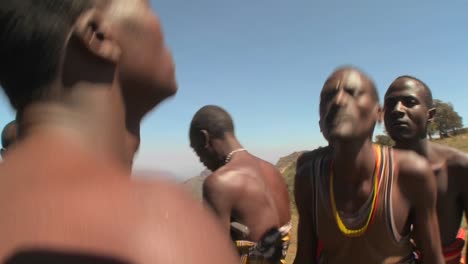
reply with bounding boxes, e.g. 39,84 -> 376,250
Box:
376,104 -> 383,124
200,130 -> 210,149
428,107 -> 436,122
72,8 -> 121,63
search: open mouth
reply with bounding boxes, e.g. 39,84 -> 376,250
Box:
325,108 -> 352,126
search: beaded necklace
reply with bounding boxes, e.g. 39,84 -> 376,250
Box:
329,145 -> 382,237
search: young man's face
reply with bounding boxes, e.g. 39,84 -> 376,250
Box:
384,78 -> 432,142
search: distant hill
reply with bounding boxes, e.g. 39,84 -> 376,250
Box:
275,151 -> 305,203
276,151 -> 305,174
183,169 -> 211,201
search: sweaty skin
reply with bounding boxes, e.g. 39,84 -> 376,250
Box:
190,106 -> 291,243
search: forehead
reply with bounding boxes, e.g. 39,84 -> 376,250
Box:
322,70 -> 368,93
386,78 -> 426,99
103,0 -> 150,17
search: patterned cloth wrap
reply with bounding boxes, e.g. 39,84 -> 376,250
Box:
235,222 -> 291,264
413,228 -> 466,264
443,228 -> 466,264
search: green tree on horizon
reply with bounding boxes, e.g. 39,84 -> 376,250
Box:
429,99 -> 463,138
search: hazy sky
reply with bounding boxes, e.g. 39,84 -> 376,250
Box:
1,0 -> 467,180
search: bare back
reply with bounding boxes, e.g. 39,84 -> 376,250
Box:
203,152 -> 291,242
0,134 -> 238,264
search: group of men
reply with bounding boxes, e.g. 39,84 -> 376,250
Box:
294,69 -> 468,264
0,1 -> 467,264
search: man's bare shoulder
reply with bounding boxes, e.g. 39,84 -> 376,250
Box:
99,177 -> 239,263
394,149 -> 432,180
429,141 -> 468,170
0,164 -> 238,263
257,157 -> 283,175
202,167 -> 243,196
393,149 -> 436,201
205,163 -> 266,191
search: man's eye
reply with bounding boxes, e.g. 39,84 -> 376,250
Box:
384,99 -> 396,108
345,88 -> 356,96
404,98 -> 417,107
322,91 -> 336,101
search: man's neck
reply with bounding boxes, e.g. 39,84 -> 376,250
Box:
394,138 -> 429,158
124,95 -> 169,160
332,138 -> 376,184
18,84 -> 130,169
216,134 -> 244,160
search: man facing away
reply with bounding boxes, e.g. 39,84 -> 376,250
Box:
189,105 -> 291,264
0,1 -> 238,263
293,67 -> 444,264
384,75 -> 468,264
1,121 -> 17,159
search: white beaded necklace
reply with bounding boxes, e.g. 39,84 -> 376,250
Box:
224,148 -> 247,164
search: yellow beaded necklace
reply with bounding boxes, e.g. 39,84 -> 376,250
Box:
329,145 -> 382,237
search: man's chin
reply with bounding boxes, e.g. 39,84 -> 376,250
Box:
326,129 -> 356,141
387,130 -> 413,143
391,135 -> 415,145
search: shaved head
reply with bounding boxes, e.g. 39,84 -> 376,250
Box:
319,66 -> 380,142
190,105 -> 234,140
386,75 -> 433,108
323,66 -> 379,103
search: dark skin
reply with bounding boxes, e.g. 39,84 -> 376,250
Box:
385,77 -> 468,263
293,68 -> 444,264
0,1 -> 238,263
191,130 -> 291,242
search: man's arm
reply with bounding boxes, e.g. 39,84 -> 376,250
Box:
400,153 -> 444,264
293,154 -> 317,264
203,174 -> 234,231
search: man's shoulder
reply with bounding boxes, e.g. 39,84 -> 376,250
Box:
296,146 -> 331,174
202,167 -> 244,193
113,179 -> 239,263
394,148 -> 431,177
429,142 -> 468,169
393,149 -> 435,194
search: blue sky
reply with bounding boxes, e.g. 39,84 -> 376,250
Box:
1,0 -> 467,179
